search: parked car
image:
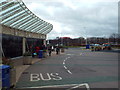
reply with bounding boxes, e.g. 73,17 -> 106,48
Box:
91,44 -> 102,51
102,43 -> 111,50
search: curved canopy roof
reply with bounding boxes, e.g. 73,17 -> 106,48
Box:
0,0 -> 53,34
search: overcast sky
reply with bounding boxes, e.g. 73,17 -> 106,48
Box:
23,0 -> 118,39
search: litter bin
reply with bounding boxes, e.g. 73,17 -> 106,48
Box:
38,50 -> 43,58
61,48 -> 64,53
0,65 -> 10,89
86,44 -> 90,49
23,56 -> 32,65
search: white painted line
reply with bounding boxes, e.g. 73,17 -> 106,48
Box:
67,70 -> 72,74
21,83 -> 90,89
64,66 -> 67,69
67,57 -> 70,59
30,74 -> 40,81
67,83 -> 90,90
67,84 -> 81,89
67,54 -> 74,56
39,84 -> 78,88
63,57 -> 72,74
80,53 -> 82,55
65,58 -> 68,60
40,73 -> 51,81
67,54 -> 72,55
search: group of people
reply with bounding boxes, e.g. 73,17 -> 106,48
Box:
47,45 -> 60,56
31,45 -> 61,57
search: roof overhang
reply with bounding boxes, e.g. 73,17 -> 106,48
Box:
0,0 -> 53,35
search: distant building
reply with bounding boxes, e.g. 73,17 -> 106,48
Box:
48,36 -> 120,46
70,37 -> 86,46
48,37 -> 86,46
87,37 -> 109,44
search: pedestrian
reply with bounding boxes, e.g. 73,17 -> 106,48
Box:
31,46 -> 36,57
56,46 -> 60,55
52,46 -> 54,51
35,46 -> 40,55
91,46 -> 94,51
48,46 -> 52,56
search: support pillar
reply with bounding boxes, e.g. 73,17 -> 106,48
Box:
23,37 -> 26,54
43,39 -> 46,46
43,35 -> 47,46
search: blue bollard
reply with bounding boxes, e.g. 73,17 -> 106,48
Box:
0,65 -> 10,89
38,50 -> 43,58
86,44 -> 90,49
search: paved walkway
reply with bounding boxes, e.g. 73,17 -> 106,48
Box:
15,58 -> 41,83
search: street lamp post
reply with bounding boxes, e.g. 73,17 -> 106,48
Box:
86,38 -> 87,45
84,27 -> 88,45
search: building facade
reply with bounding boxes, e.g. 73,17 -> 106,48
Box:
0,0 -> 53,58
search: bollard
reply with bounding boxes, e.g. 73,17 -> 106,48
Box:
38,50 -> 43,58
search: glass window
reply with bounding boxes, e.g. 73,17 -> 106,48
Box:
17,16 -> 33,29
2,34 -> 23,58
13,16 -> 33,29
4,13 -> 27,26
37,24 -> 50,33
0,0 -> 8,4
1,4 -> 20,16
2,2 -> 19,11
1,9 -> 27,24
26,20 -> 45,32
31,22 -> 47,32
1,1 -> 13,8
18,18 -> 37,30
42,26 -> 53,34
10,14 -> 32,27
24,20 -> 40,31
2,7 -> 22,21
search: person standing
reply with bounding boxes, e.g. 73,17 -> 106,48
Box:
48,46 -> 52,56
56,46 -> 60,55
35,46 -> 40,55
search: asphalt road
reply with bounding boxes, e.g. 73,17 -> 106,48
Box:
15,48 -> 119,89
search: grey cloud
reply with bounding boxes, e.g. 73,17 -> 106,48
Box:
23,0 -> 118,39
40,1 -> 64,7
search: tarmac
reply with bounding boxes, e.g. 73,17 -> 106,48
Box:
15,48 -> 119,89
15,51 -> 57,83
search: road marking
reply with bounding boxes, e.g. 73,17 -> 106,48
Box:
67,57 -> 70,59
64,66 -> 67,69
30,74 -> 40,81
30,73 -> 62,81
40,73 -> 51,81
67,70 -> 72,74
67,54 -> 74,55
67,83 -> 90,90
67,54 -> 71,55
50,73 -> 62,80
22,83 -> 90,89
63,61 -> 65,65
64,59 -> 66,62
63,57 -> 72,74
80,53 -> 82,55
